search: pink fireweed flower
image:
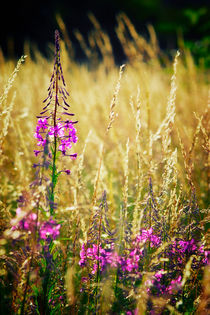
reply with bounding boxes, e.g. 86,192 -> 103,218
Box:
125,257 -> 139,272
39,219 -> 61,240
49,123 -> 65,138
178,239 -> 197,253
59,139 -> 72,154
70,153 -> 77,160
126,309 -> 138,315
34,150 -> 42,156
79,243 -> 119,272
145,278 -> 155,293
92,263 -> 98,274
154,269 -> 165,282
167,275 -> 182,294
37,118 -> 48,130
11,208 -> 37,232
150,234 -> 161,247
107,251 -> 120,267
34,131 -> 46,147
135,228 -> 161,248
122,248 -> 141,272
34,120 -> 78,156
64,169 -> 71,175
79,244 -> 87,267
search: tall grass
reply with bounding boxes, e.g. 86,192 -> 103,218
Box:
0,14 -> 209,314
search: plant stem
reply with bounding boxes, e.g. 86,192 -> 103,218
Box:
20,256 -> 32,315
20,208 -> 39,315
43,268 -> 50,315
50,53 -> 59,215
95,209 -> 103,314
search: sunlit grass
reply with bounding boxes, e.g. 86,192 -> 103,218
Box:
0,14 -> 209,314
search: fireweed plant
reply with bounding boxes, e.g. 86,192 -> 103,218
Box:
33,29 -> 77,313
34,30 -> 78,215
5,30 -> 78,314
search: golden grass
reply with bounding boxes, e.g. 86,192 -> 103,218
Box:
0,15 -> 209,313
0,25 -> 209,221
0,21 -> 208,229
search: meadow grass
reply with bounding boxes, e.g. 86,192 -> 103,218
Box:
0,15 -> 209,314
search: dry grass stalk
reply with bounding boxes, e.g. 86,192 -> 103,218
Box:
178,111 -> 204,190
136,273 -> 152,314
74,29 -> 92,59
65,265 -> 76,306
100,276 -> 115,314
123,138 -> 129,217
152,50 -> 180,147
115,16 -> 136,61
92,143 -> 104,207
88,13 -> 114,68
0,55 -> 26,109
147,24 -> 159,56
74,130 -> 92,203
116,13 -> 158,62
0,56 -> 26,154
56,14 -> 75,59
162,148 -> 178,197
106,64 -> 125,133
0,92 -> 16,154
131,87 -> 144,234
197,264 -> 210,314
194,111 -> 209,154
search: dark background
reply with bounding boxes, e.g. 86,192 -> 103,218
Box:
0,0 -> 209,64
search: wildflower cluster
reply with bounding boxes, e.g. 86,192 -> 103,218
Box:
164,238 -> 209,273
39,219 -> 61,240
34,117 -> 77,159
11,207 -> 37,232
147,270 -> 183,296
79,243 -> 116,273
79,228 -> 161,273
135,227 -> 161,247
11,208 -> 61,241
79,228 -> 209,297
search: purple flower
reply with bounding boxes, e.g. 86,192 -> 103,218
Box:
167,275 -> 182,294
127,309 -> 138,315
37,118 -> 48,130
49,123 -> 65,138
34,120 -> 77,156
39,219 -> 61,240
70,153 -> 77,160
150,234 -> 161,247
34,150 -> 41,156
92,263 -> 98,274
135,228 -> 161,248
11,208 -> 37,232
154,269 -> 165,282
79,243 -> 119,272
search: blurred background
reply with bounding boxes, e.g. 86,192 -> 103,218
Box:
0,0 -> 209,65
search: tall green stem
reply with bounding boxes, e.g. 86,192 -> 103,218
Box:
95,210 -> 103,314
50,54 -> 59,215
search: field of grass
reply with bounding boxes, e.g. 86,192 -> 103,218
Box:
0,15 -> 209,314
